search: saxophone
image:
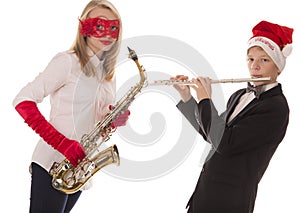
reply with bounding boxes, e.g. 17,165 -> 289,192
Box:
49,47 -> 146,194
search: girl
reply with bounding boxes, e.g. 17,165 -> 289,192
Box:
13,0 -> 129,212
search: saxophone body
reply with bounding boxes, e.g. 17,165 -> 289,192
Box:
49,47 -> 146,194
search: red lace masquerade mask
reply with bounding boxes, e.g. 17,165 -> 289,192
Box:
79,17 -> 120,39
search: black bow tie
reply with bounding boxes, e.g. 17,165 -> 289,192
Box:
246,82 -> 263,98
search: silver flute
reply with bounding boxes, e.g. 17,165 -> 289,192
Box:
147,77 -> 271,86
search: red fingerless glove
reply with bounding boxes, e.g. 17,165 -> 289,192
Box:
15,101 -> 86,167
56,138 -> 86,167
109,105 -> 130,129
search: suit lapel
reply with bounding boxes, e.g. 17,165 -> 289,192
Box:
225,90 -> 245,123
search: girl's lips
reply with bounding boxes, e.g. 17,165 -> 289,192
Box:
100,40 -> 113,45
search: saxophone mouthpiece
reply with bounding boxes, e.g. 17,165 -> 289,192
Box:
127,46 -> 138,61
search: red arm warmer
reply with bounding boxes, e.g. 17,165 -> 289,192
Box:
15,100 -> 85,167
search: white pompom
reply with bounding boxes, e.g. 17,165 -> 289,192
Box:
282,44 -> 293,57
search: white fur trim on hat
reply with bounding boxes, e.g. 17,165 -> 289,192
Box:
282,44 -> 293,57
248,36 -> 286,72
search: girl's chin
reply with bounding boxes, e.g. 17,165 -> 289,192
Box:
99,43 -> 114,51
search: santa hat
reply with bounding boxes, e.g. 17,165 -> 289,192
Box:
247,20 -> 294,72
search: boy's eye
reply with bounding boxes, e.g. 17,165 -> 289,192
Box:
262,58 -> 269,62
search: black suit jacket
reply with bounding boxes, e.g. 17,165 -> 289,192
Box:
177,84 -> 289,213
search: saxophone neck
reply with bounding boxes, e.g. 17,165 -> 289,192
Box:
127,46 -> 146,84
127,46 -> 138,61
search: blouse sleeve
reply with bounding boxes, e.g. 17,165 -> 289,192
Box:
13,52 -> 72,107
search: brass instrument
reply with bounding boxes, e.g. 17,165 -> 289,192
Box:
147,77 -> 271,86
49,47 -> 146,194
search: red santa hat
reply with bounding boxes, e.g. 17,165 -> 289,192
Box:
247,20 -> 294,72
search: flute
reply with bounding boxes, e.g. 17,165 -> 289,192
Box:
147,77 -> 271,86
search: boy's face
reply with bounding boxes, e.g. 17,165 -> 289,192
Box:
247,46 -> 279,86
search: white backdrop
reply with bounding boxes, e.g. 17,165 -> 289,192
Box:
1,0 -> 299,212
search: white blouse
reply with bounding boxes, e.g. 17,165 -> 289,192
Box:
13,51 -> 116,173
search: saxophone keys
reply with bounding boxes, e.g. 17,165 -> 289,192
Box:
66,177 -> 76,186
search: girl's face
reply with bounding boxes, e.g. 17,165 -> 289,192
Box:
247,46 -> 279,86
83,7 -> 119,54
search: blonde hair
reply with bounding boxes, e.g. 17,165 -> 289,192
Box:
70,0 -> 122,81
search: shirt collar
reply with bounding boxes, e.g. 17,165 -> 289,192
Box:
246,82 -> 278,99
87,47 -> 104,68
260,82 -> 278,93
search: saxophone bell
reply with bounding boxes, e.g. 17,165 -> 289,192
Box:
51,144 -> 119,194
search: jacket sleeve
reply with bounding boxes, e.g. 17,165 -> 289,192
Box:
196,99 -> 226,149
176,97 -> 207,140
